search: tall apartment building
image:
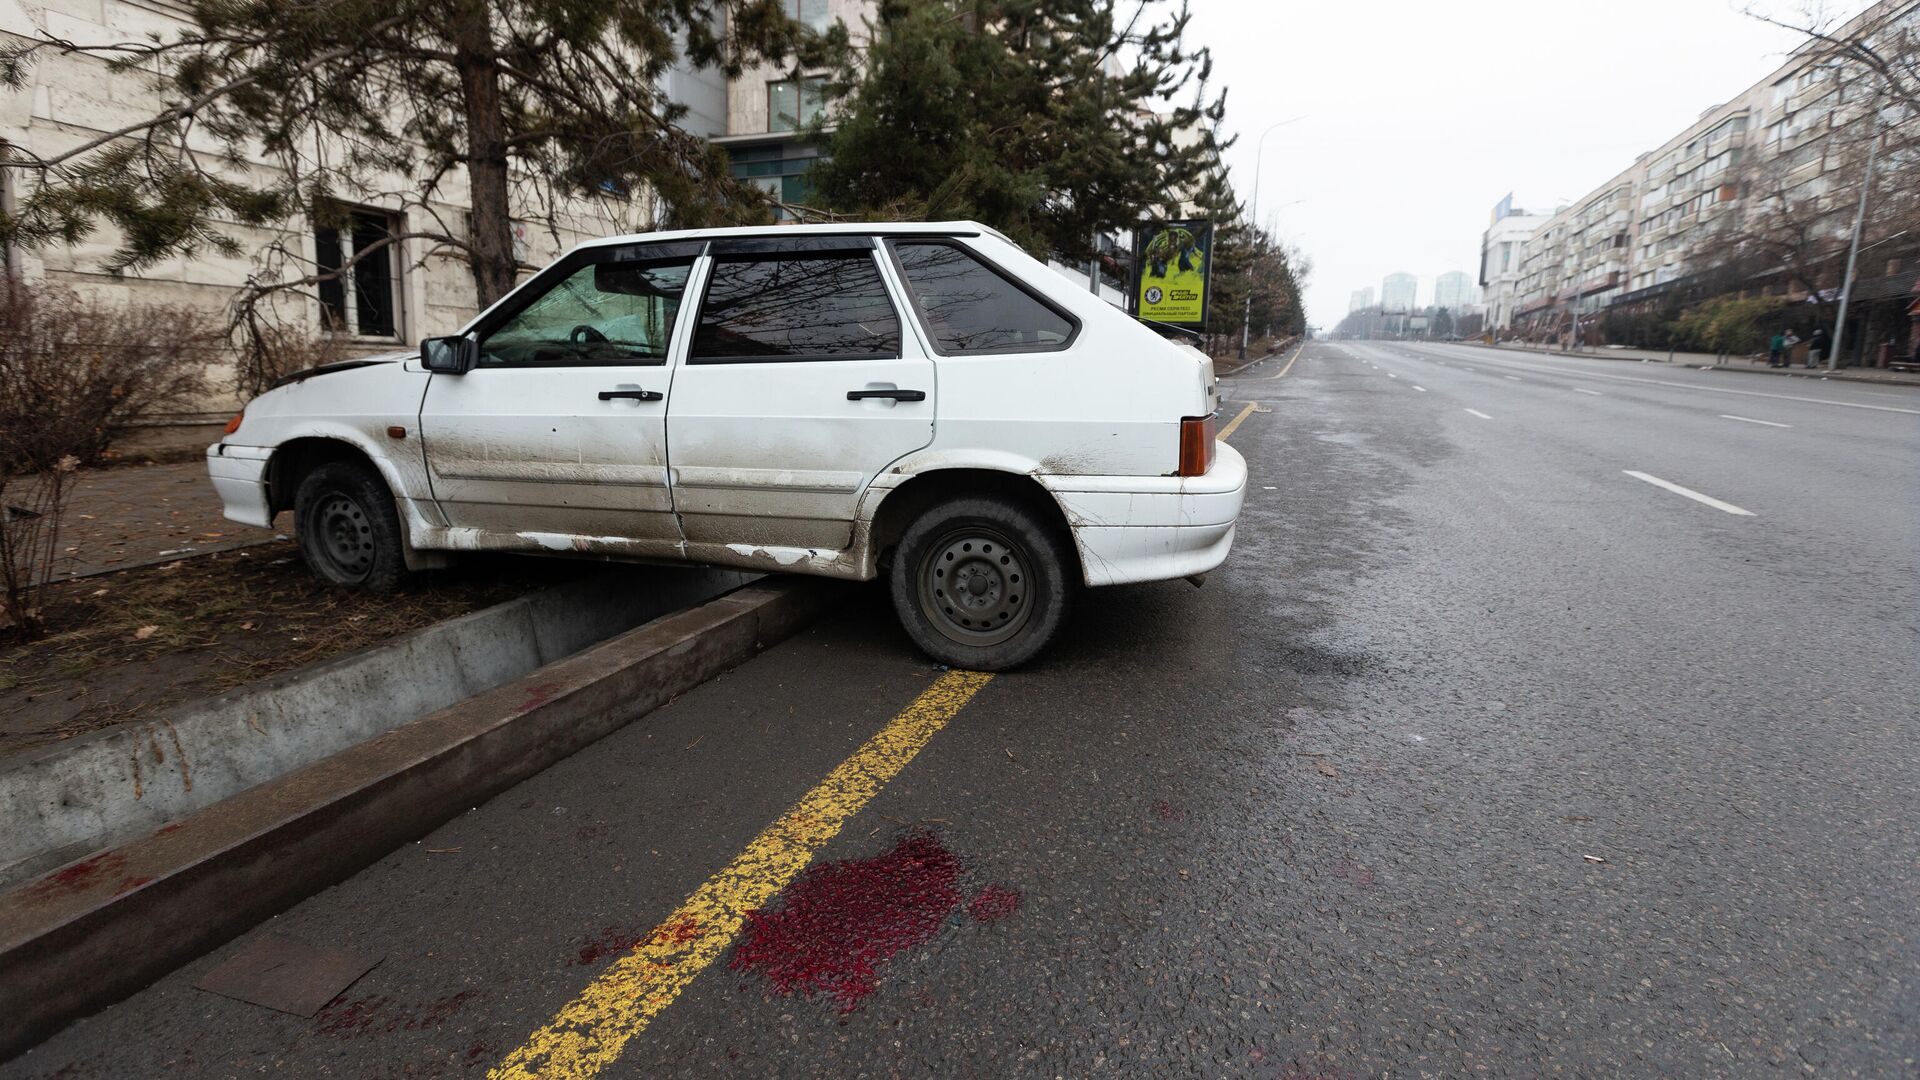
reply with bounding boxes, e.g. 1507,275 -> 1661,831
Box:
1349,286 -> 1375,312
1479,203 -> 1548,330
1380,272 -> 1418,312
1433,271 -> 1477,312
1498,0 -> 1918,343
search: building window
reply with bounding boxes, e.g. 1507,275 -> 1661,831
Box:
789,0 -> 831,30
315,208 -> 402,339
768,77 -> 827,133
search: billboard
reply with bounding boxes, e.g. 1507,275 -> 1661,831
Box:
1132,219 -> 1213,328
1492,193 -> 1515,224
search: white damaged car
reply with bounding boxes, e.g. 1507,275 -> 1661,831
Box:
208,221 -> 1246,669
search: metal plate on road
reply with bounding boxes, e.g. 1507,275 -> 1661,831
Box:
193,934 -> 382,1017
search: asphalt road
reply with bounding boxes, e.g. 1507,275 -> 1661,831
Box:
8,341 -> 1918,1079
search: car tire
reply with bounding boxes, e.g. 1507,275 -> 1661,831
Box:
293,460 -> 410,592
889,496 -> 1075,671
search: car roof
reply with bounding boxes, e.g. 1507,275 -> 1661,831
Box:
573,219 -> 1011,252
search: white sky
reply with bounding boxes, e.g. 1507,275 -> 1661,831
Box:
1189,0 -> 1835,326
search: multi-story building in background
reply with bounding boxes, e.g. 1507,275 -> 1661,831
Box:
716,0 -> 866,215
1380,272 -> 1417,312
1479,199 -> 1548,331
1433,271 -> 1477,312
1349,286 -> 1375,312
1493,0 -> 1917,354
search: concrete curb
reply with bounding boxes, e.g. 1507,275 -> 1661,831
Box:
1,565 -> 755,891
0,576 -> 840,1061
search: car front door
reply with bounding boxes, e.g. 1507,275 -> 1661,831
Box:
666,236 -> 935,557
419,243 -> 700,554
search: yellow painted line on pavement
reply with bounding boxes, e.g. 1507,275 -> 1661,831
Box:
1216,400 -> 1259,442
490,670 -> 994,1080
1244,341 -> 1306,380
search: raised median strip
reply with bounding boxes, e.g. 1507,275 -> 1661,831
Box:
0,566 -> 758,892
0,575 -> 842,1062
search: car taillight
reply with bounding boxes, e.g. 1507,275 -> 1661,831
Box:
223,410 -> 245,436
1178,414 -> 1216,477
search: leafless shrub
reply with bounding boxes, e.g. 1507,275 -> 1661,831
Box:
233,316 -> 354,401
0,276 -> 210,637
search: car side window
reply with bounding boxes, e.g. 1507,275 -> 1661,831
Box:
889,240 -> 1077,355
690,253 -> 901,363
480,258 -> 692,367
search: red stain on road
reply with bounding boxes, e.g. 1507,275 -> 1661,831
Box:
1152,799 -> 1185,820
315,991 -> 475,1037
729,831 -> 960,1011
570,917 -> 701,966
967,883 -> 1023,923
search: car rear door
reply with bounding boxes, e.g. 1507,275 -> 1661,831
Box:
418,243 -> 701,552
666,236 -> 934,554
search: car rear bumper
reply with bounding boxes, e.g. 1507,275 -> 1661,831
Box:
205,443 -> 274,528
1042,442 -> 1247,587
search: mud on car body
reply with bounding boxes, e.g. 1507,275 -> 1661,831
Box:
209,221 -> 1247,670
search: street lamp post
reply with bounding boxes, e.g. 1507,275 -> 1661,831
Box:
1239,115 -> 1304,361
1828,101 -> 1882,372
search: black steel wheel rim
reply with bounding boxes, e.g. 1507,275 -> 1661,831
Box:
311,492 -> 375,582
916,525 -> 1032,648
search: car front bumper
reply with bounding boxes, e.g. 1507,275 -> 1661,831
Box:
205,443 -> 274,528
1042,441 -> 1248,587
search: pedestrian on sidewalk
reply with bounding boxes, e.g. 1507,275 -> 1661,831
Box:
1807,326 -> 1828,368
1768,330 -> 1787,367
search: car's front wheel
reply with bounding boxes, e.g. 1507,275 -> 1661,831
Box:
889,496 -> 1075,671
293,460 -> 410,591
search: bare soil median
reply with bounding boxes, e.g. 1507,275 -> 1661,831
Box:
0,543 -> 578,755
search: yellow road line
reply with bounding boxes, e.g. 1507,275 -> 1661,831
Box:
490,670 -> 994,1080
1246,341 -> 1306,381
1216,400 -> 1259,442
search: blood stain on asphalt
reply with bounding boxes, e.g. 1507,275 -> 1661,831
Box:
967,883 -> 1023,923
570,917 -> 700,966
730,830 -> 960,1011
314,991 -> 475,1037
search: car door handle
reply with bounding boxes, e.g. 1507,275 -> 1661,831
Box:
598,389 -> 663,401
846,389 -> 926,401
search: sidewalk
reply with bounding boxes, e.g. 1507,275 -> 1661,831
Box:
1471,342 -> 1920,388
41,460 -> 282,580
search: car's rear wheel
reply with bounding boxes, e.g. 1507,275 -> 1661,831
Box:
889,496 -> 1074,671
293,461 -> 409,591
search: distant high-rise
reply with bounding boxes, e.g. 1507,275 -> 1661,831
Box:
1349,287 -> 1375,313
1433,271 -> 1477,312
1381,273 -> 1417,313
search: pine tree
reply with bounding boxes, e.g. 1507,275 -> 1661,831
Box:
0,0 -> 825,314
808,0 -> 1226,262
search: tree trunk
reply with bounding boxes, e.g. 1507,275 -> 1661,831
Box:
450,0 -> 516,308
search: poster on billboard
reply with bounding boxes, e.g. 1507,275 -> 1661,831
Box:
1132,219 -> 1212,328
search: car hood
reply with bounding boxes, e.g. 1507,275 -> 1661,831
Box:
268,351 -> 412,390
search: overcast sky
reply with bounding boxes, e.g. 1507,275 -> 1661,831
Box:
1189,0 -> 1838,327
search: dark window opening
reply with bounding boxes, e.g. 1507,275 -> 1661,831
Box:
316,209 -> 400,338
691,253 -> 901,362
889,241 -> 1076,354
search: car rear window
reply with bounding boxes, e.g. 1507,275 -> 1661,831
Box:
889,241 -> 1077,354
690,253 -> 901,362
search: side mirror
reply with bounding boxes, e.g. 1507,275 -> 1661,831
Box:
420,335 -> 477,374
